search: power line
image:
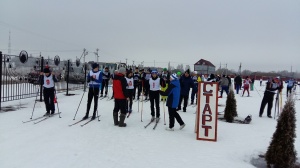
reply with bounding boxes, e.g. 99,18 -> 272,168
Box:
0,20 -> 82,48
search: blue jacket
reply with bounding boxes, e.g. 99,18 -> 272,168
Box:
179,75 -> 194,96
161,79 -> 180,108
87,70 -> 103,88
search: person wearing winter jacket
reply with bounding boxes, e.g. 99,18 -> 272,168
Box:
234,74 -> 242,94
259,77 -> 282,118
177,69 -> 194,112
100,67 -> 110,97
191,71 -> 201,105
133,67 -> 141,100
286,78 -> 295,97
218,75 -> 229,98
83,63 -> 103,120
125,69 -> 134,114
207,74 -> 216,82
160,73 -> 185,131
242,76 -> 251,97
160,68 -> 170,102
149,70 -> 166,121
113,67 -> 129,127
39,67 -> 58,116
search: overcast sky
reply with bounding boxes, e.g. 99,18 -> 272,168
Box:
0,0 -> 299,72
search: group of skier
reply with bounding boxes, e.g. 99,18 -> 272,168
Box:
38,63 -> 298,130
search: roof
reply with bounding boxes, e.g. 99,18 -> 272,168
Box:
194,59 -> 215,67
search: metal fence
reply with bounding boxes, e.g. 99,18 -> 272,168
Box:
0,51 -> 86,110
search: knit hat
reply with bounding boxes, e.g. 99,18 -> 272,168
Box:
119,67 -> 126,74
185,69 -> 190,74
126,69 -> 132,76
177,71 -> 181,76
163,68 -> 167,71
151,70 -> 158,74
43,68 -> 50,73
170,73 -> 178,80
92,63 -> 99,69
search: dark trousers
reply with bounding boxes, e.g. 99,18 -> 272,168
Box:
191,88 -> 198,103
43,87 -> 55,113
259,92 -> 275,116
168,107 -> 184,128
287,87 -> 292,97
220,85 -> 229,97
133,83 -> 142,99
86,87 -> 100,116
101,79 -> 109,95
178,94 -> 188,110
144,80 -> 150,97
126,89 -> 134,112
113,99 -> 127,114
149,90 -> 160,117
235,84 -> 241,94
133,81 -> 138,98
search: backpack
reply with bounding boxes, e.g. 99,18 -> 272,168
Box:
243,115 -> 252,124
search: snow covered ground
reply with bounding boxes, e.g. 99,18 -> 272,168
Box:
0,81 -> 299,168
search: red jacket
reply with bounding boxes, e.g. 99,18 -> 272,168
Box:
113,73 -> 129,99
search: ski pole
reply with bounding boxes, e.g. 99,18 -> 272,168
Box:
141,81 -> 144,122
95,81 -> 101,121
138,92 -> 140,113
30,87 -> 40,119
254,86 -> 261,97
73,91 -> 86,120
273,91 -> 279,119
163,99 -> 166,125
54,90 -> 61,118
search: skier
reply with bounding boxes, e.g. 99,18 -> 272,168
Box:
160,73 -> 185,131
40,67 -> 58,115
285,78 -> 295,97
83,63 -> 103,120
242,76 -> 251,97
125,69 -> 134,114
191,71 -> 201,105
143,69 -> 151,100
177,69 -> 194,112
133,67 -> 141,100
259,76 -> 282,118
160,68 -> 170,101
100,67 -> 110,97
113,67 -> 129,127
149,69 -> 165,122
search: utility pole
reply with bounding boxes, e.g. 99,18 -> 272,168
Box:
238,62 -> 242,75
8,30 -> 11,55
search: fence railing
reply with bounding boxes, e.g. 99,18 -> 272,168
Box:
0,51 -> 86,110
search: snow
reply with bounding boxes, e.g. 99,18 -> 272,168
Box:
0,81 -> 299,168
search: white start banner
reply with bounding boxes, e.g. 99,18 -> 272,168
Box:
195,82 -> 218,142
